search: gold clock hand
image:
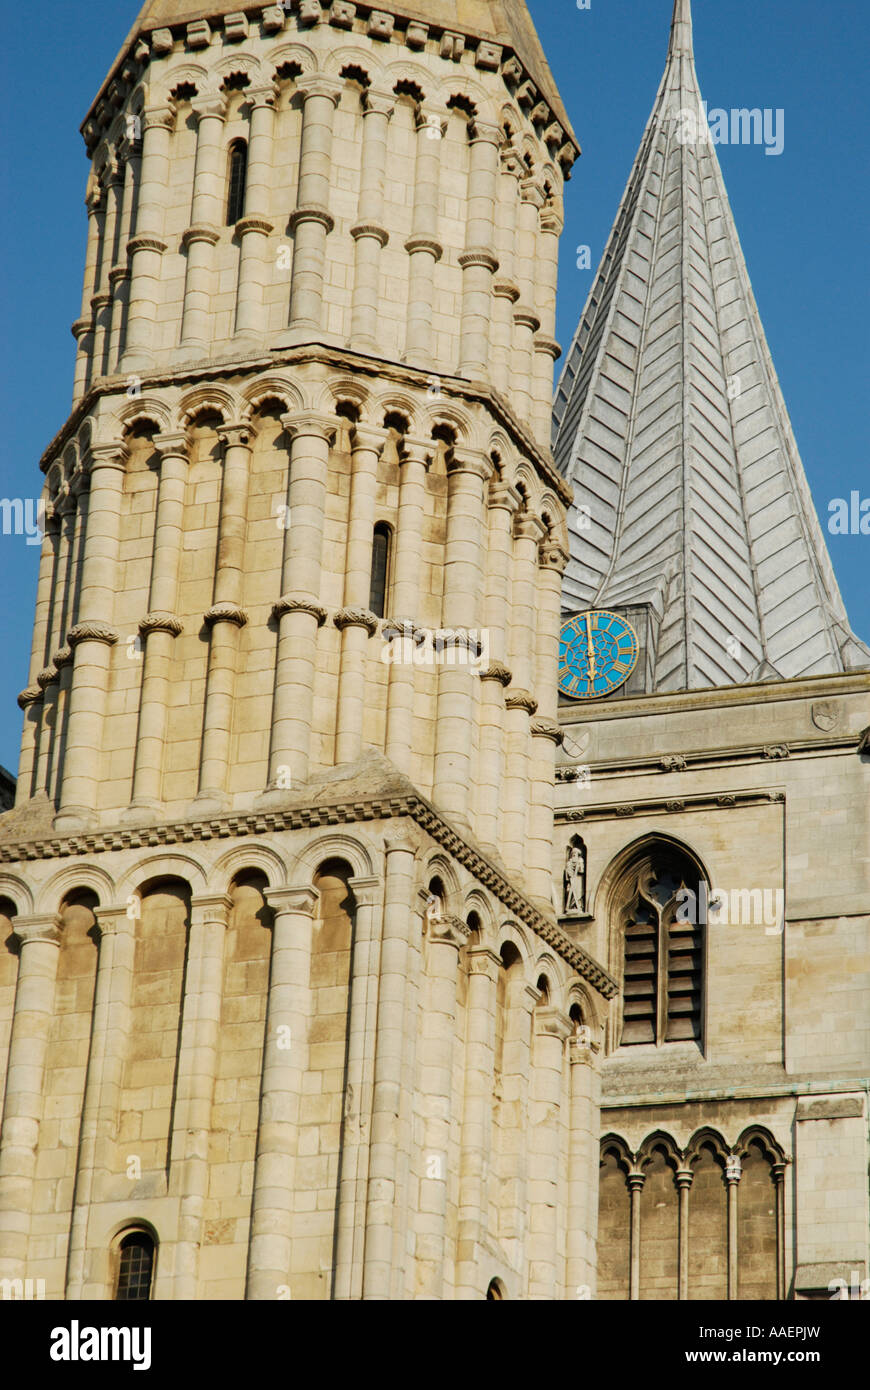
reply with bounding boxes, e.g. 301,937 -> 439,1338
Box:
586,614 -> 596,679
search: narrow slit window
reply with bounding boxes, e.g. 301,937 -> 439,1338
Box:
226,140 -> 248,225
369,523 -> 391,618
115,1231 -> 155,1301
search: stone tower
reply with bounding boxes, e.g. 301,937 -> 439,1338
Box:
0,0 -> 613,1300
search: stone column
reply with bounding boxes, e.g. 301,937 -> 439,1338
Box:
498,979 -> 537,1281
38,490 -> 77,798
0,914 -> 61,1277
475,488 -> 516,851
128,431 -> 188,815
773,1161 -> 786,1300
23,502 -> 60,799
349,90 -> 394,350
170,893 -> 230,1300
363,830 -> 417,1299
55,444 -> 126,831
333,874 -> 383,1301
530,203 -> 563,441
565,1030 -> 601,1298
528,1006 -> 571,1298
282,76 -> 341,336
246,885 -> 317,1300
179,94 -> 227,350
265,412 -> 334,792
491,142 -> 522,396
628,1171 -> 644,1300
234,85 -> 277,341
91,159 -> 122,379
501,511 -> 547,869
403,105 -> 445,366
511,177 -> 545,425
676,1167 -> 693,1301
415,912 -> 468,1299
196,422 -> 255,810
432,449 -> 491,833
72,185 -> 104,402
123,104 -> 175,370
455,945 -> 500,1298
384,438 -> 430,777
108,139 -> 138,370
65,903 -> 135,1298
457,121 -> 500,379
334,424 -> 384,765
726,1153 -> 741,1300
526,538 -> 569,906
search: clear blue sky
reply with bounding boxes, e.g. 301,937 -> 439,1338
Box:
0,0 -> 867,773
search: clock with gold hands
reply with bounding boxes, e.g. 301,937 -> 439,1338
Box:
558,609 -> 639,700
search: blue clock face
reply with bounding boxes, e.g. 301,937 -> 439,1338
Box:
558,610 -> 639,700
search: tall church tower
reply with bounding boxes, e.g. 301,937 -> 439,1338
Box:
0,0 -> 613,1300
553,0 -> 870,1302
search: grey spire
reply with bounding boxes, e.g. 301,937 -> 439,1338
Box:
552,0 -> 869,690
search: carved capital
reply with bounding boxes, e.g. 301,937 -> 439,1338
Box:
426,913 -> 469,949
191,94 -> 228,124
513,304 -> 542,332
139,611 -> 183,638
505,688 -> 538,715
264,884 -> 319,917
68,622 -> 119,647
181,223 -> 221,249
272,596 -> 328,626
218,422 -> 257,451
534,334 -> 562,361
203,602 -> 248,629
534,1006 -> 573,1042
539,540 -> 569,573
362,90 -> 394,120
88,442 -> 129,473
153,432 -> 189,463
18,685 -> 43,709
351,424 -> 388,455
530,718 -> 563,745
281,411 -> 338,446
725,1155 -> 742,1183
493,277 -> 520,302
128,234 -> 168,256
334,607 -> 379,635
36,666 -> 59,691
404,234 -> 443,261
458,248 -> 499,274
245,83 -> 279,110
142,104 -> 176,133
479,661 -> 512,687
287,204 -> 335,234
235,215 -> 274,237
469,119 -> 503,147
488,481 -> 521,513
52,646 -> 74,670
447,448 -> 492,482
401,437 -> 434,471
14,914 -> 63,948
513,512 -> 547,543
296,75 -> 343,107
350,221 -> 389,246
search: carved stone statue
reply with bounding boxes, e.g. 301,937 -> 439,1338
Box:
564,840 -> 587,915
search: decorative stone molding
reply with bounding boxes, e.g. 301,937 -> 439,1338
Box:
271,596 -> 327,626
71,318 -> 93,343
441,32 -> 465,60
203,602 -> 248,629
488,482 -> 521,513
382,618 -> 425,645
142,105 -> 176,134
333,607 -> 378,635
223,12 -> 249,42
350,222 -> 389,247
181,224 -> 221,250
763,744 -> 790,760
534,334 -> 562,362
153,432 -> 189,462
505,689 -> 538,715
556,766 -> 586,783
501,56 -> 523,85
476,42 -> 503,71
404,234 -> 444,262
513,305 -> 542,333
556,788 -> 788,824
493,278 -> 521,303
235,215 -> 274,237
262,6 -> 286,34
218,423 -> 256,451
298,0 -> 323,24
186,20 -> 212,50
330,2 -> 356,29
52,646 -> 74,671
534,1006 -> 573,1042
513,512 -> 547,543
479,662 -> 512,687
531,718 -> 563,745
615,805 -> 635,817
367,10 -> 394,40
295,75 -> 343,106
288,205 -> 335,235
426,913 -> 469,949
447,448 -> 492,482
665,800 -> 685,812
108,265 -> 130,288
264,884 -> 320,916
14,915 -> 63,948
139,611 -> 184,638
90,292 -> 112,315
280,411 -> 338,445
661,755 -> 687,772
150,28 -> 174,56
17,686 -> 43,709
406,21 -> 428,49
68,622 -> 119,647
37,667 -> 59,691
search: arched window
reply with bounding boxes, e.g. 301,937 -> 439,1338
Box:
369,522 -> 391,618
486,1278 -> 505,1300
226,139 -> 248,225
114,1230 -> 156,1301
615,844 -> 705,1047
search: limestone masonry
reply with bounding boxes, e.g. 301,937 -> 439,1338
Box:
0,0 -> 866,1301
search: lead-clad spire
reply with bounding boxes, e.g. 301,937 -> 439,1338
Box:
553,0 -> 869,690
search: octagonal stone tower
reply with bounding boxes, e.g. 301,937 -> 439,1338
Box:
0,0 -> 615,1302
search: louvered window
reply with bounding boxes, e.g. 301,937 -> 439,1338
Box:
619,850 -> 704,1047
